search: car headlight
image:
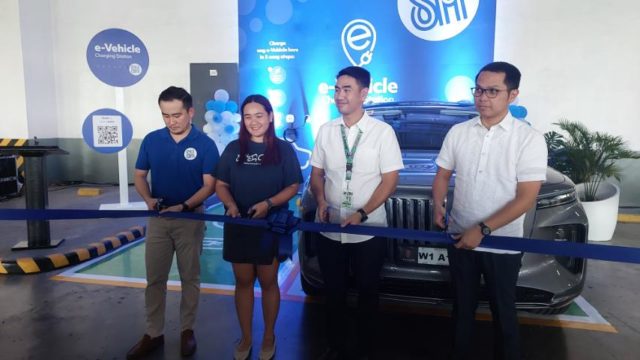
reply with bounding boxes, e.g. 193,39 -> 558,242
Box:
550,224 -> 585,274
536,190 -> 577,209
551,224 -> 580,242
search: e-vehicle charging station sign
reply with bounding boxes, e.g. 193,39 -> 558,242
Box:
84,29 -> 145,209
86,28 -> 149,87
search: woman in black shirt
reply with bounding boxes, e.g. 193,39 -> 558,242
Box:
215,94 -> 302,360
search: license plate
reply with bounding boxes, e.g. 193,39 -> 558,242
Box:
418,247 -> 449,266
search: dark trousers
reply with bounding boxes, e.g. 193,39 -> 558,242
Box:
316,234 -> 386,356
448,246 -> 523,360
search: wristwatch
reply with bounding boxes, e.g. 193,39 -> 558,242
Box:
479,222 -> 492,236
265,198 -> 274,210
181,202 -> 190,212
357,208 -> 368,223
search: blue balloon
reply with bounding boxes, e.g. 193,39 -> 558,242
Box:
518,106 -> 528,118
509,105 -> 528,119
213,113 -> 223,123
213,100 -> 226,113
225,101 -> 239,113
224,125 -> 235,134
205,100 -> 216,111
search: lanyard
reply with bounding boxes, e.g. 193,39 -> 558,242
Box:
340,124 -> 363,182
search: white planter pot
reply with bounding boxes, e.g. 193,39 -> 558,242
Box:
576,182 -> 620,241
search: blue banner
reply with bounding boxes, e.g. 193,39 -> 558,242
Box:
238,0 -> 495,176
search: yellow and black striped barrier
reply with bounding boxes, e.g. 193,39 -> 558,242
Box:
0,138 -> 27,182
0,225 -> 145,275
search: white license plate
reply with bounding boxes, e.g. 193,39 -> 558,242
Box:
418,247 -> 449,266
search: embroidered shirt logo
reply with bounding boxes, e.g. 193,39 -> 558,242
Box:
184,147 -> 197,160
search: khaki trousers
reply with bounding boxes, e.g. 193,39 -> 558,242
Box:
144,213 -> 204,337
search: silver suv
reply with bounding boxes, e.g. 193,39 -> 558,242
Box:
298,101 -> 588,314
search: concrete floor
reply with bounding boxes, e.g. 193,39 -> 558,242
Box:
1,185 -> 639,360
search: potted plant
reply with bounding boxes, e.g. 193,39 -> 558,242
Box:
545,119 -> 640,241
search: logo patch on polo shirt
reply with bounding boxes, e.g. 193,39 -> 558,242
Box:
184,147 -> 197,160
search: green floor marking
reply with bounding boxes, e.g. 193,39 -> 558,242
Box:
77,199 -> 300,287
563,301 -> 587,317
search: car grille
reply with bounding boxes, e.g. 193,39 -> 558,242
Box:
380,278 -> 554,306
381,278 -> 452,300
385,197 -> 438,245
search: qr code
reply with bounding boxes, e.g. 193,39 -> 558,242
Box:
96,126 -> 120,145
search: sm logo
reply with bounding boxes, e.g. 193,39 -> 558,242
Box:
397,0 -> 479,41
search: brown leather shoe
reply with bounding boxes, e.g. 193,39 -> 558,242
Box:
181,329 -> 197,357
126,334 -> 164,360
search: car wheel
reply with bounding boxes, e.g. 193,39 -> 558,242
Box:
300,275 -> 324,296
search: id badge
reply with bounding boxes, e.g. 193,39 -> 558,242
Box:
341,189 -> 353,208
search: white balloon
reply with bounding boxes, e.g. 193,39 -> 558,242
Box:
221,111 -> 233,123
204,110 -> 216,123
214,141 -> 225,156
211,118 -> 224,129
206,133 -> 218,142
214,89 -> 230,102
220,132 -> 234,145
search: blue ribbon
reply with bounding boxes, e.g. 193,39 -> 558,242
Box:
2,208 -> 640,264
266,210 -> 300,259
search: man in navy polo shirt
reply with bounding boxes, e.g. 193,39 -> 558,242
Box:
127,86 -> 219,359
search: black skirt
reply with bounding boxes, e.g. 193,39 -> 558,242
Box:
222,222 -> 290,265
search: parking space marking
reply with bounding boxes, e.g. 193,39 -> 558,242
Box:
51,197 -> 616,333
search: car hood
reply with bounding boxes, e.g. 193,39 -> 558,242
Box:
399,151 -> 570,194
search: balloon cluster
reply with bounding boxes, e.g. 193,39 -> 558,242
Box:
202,89 -> 241,154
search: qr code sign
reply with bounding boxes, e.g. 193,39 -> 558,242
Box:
92,115 -> 123,148
97,126 -> 120,145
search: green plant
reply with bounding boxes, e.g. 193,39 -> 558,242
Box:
545,119 -> 640,201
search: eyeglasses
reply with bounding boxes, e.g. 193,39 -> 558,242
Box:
470,87 -> 509,98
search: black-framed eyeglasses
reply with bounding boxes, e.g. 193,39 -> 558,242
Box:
470,87 -> 509,98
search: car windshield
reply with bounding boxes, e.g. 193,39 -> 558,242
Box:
367,106 -> 477,151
